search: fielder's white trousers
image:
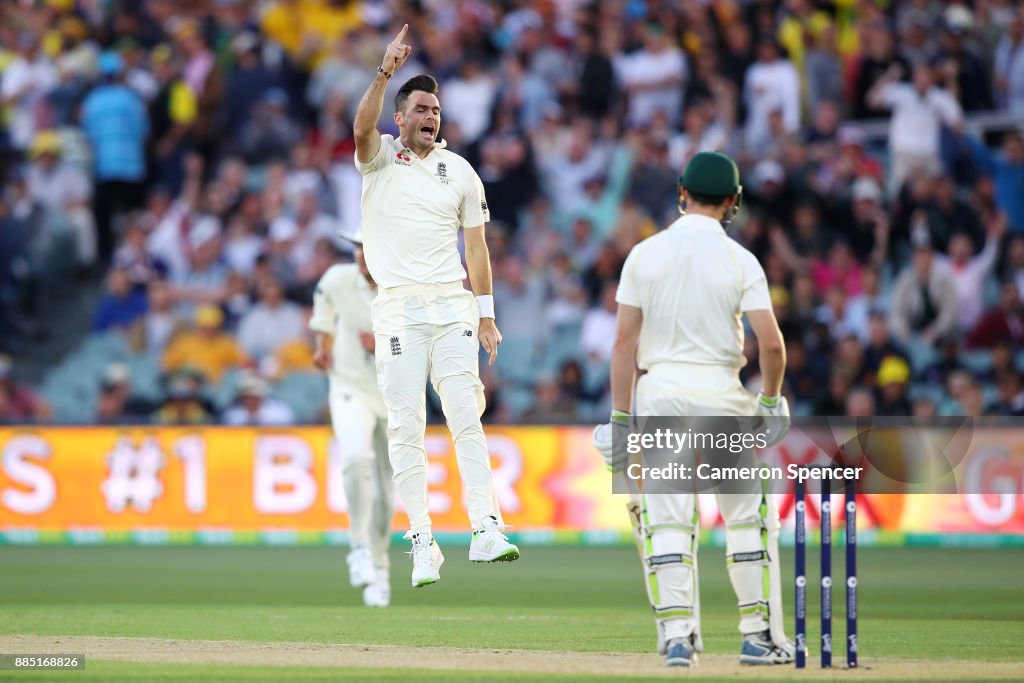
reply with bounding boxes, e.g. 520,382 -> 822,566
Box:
371,281 -> 501,534
634,363 -> 787,650
329,381 -> 393,569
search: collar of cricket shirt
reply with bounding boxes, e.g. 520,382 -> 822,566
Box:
398,138 -> 448,161
676,213 -> 727,234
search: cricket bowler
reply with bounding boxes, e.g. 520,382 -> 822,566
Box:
593,152 -> 794,667
352,24 -> 519,588
310,234 -> 394,607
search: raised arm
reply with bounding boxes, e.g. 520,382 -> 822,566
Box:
354,24 -> 411,164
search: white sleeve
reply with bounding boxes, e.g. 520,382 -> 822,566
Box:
739,251 -> 772,312
615,248 -> 643,309
354,134 -> 391,175
309,268 -> 338,335
459,168 -> 490,227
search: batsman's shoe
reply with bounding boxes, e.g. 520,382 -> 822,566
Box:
469,516 -> 520,563
407,532 -> 443,588
739,631 -> 795,666
347,546 -> 375,588
363,567 -> 390,608
665,638 -> 697,668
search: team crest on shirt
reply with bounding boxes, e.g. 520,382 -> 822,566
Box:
394,150 -> 412,166
435,161 -> 449,184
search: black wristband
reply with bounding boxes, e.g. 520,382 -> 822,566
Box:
377,66 -> 393,79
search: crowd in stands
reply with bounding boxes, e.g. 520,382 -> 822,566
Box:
2,0 -> 1024,425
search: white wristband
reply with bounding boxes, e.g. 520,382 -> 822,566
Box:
476,295 -> 495,319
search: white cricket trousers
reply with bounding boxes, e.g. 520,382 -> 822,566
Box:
329,381 -> 393,568
634,362 -> 788,650
371,281 -> 501,534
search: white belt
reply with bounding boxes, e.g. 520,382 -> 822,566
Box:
379,280 -> 466,296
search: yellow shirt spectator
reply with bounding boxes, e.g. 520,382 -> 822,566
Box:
162,306 -> 248,383
260,0 -> 362,70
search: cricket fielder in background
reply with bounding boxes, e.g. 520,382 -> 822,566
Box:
352,24 -> 519,589
593,152 -> 793,667
310,234 -> 394,608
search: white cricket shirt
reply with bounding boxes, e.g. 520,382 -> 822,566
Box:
355,134 -> 490,288
309,263 -> 379,397
616,214 -> 772,371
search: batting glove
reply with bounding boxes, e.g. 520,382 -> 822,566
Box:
755,392 -> 791,447
592,410 -> 631,472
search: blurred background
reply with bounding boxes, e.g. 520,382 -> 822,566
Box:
1,0 -> 1023,428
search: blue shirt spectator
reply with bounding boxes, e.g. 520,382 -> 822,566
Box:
93,267 -> 148,332
82,53 -> 150,183
965,131 -> 1024,233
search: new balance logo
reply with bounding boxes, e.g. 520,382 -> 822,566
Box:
463,329 -> 473,337
102,438 -> 165,513
390,336 -> 401,356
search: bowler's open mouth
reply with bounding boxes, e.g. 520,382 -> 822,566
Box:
419,124 -> 435,138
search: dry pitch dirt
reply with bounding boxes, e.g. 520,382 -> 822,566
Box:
2,635 -> 1021,680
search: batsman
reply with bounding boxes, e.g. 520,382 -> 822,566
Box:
593,152 -> 794,667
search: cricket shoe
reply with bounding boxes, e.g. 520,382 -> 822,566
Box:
363,566 -> 390,607
347,546 -> 375,588
407,532 -> 444,588
739,631 -> 795,665
665,637 -> 697,668
468,516 -> 520,563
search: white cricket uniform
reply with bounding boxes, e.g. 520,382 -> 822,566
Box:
355,134 -> 501,534
310,264 -> 394,569
616,213 -> 788,649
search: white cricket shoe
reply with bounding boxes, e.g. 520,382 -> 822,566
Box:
469,516 -> 520,563
347,546 -> 375,588
363,566 -> 390,607
407,532 -> 443,588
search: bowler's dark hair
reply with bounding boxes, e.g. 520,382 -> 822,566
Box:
395,74 -> 439,112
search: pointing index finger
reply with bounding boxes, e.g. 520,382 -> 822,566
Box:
394,23 -> 408,44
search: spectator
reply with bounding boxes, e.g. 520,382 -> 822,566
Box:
492,256 -> 547,341
152,370 -> 213,425
0,32 -> 58,152
617,23 -> 688,128
136,278 -> 183,354
92,267 -> 148,333
148,44 -> 198,195
580,281 -> 617,363
743,40 -> 800,153
862,312 -> 909,387
993,9 -> 1024,114
889,241 -> 958,345
935,13 -> 994,112
876,355 -> 913,416
113,217 -> 169,288
967,280 -> 1024,348
25,130 -> 97,271
268,190 -> 334,284
221,373 -> 295,425
919,335 -> 965,387
990,371 -> 1024,416
869,62 -> 963,195
443,59 -> 497,145
237,276 -> 305,359
521,374 -> 578,423
94,362 -> 157,424
82,51 -> 150,262
239,88 -> 301,164
937,219 -> 1005,332
0,355 -> 51,422
162,305 -> 248,383
844,384 -> 876,417
223,33 -> 279,145
963,130 -> 1024,234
